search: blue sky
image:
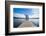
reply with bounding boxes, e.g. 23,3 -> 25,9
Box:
13,8 -> 32,15
13,8 -> 39,16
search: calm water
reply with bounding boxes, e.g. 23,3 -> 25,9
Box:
13,18 -> 39,28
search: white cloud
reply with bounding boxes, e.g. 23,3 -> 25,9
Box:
14,12 -> 39,18
32,14 -> 39,18
13,13 -> 25,18
31,8 -> 39,18
32,8 -> 39,14
29,14 -> 39,18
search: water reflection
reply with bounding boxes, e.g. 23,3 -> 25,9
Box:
13,18 -> 39,28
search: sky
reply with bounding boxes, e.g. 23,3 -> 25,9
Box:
13,8 -> 39,18
13,8 -> 32,15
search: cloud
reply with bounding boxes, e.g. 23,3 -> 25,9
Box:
32,8 -> 39,14
28,14 -> 39,18
31,8 -> 39,18
13,13 -> 25,18
13,8 -> 39,18
14,13 -> 39,18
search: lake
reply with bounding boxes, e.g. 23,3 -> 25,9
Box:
13,18 -> 39,28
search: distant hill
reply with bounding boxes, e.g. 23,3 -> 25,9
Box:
14,17 -> 39,19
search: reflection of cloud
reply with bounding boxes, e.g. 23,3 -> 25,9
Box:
14,13 -> 25,18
